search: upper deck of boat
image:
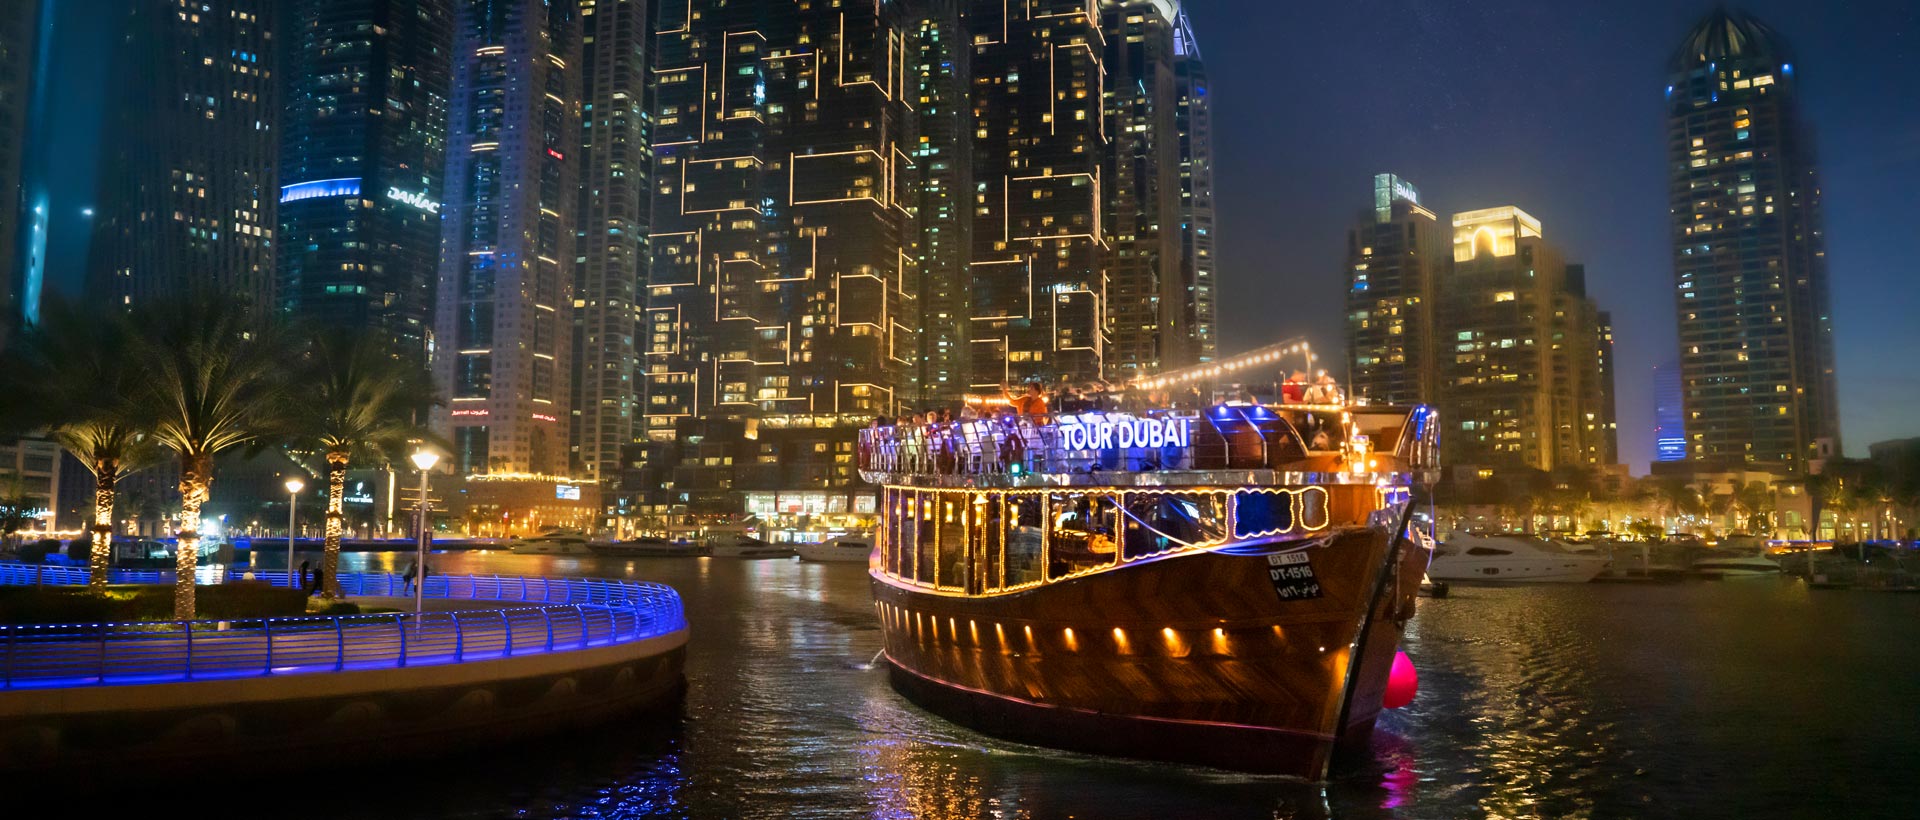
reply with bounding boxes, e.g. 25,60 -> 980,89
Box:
857,403 -> 1439,489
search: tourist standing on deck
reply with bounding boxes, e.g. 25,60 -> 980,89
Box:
1006,382 -> 1049,417
1281,371 -> 1308,403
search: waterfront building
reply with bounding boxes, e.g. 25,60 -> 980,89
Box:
1172,8 -> 1217,363
434,0 -> 582,476
0,0 -> 45,342
1345,174 -> 1445,407
89,0 -> 279,312
1439,206 -> 1612,472
570,0 -> 652,483
908,0 -> 973,406
0,435 -> 58,534
1653,359 -> 1687,462
1100,0 -> 1187,381
1591,310 -> 1620,466
965,0 -> 1110,390
279,0 -> 452,354
645,0 -> 917,438
1665,9 -> 1838,473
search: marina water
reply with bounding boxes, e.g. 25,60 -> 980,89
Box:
211,551 -> 1914,819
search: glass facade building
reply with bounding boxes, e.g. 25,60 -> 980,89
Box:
279,0 -> 452,354
1665,9 -> 1838,472
89,0 -> 279,312
1172,8 -> 1216,364
434,0 -> 582,476
1346,174 -> 1444,408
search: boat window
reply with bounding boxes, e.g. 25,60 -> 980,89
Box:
1048,492 -> 1119,580
890,489 -> 914,579
975,493 -> 1004,592
1122,491 -> 1227,560
937,495 -> 967,592
1465,546 -> 1512,556
1005,494 -> 1046,587
915,493 -> 938,586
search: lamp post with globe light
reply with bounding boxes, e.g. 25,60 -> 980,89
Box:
409,449 -> 439,614
284,477 -> 305,588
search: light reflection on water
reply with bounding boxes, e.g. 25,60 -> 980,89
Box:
242,551 -> 1916,819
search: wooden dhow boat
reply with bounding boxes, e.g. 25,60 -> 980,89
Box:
859,402 -> 1440,779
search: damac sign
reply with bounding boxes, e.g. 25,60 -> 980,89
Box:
386,186 -> 441,214
1054,415 -> 1191,451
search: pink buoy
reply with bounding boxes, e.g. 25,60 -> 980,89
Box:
1383,650 -> 1418,709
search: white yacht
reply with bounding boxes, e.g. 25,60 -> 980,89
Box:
1690,551 -> 1782,579
708,534 -> 797,559
796,535 -> 873,564
1428,533 -> 1610,584
510,529 -> 593,556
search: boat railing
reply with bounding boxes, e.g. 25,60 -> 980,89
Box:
0,564 -> 687,690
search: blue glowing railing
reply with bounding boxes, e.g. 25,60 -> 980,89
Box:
0,564 -> 687,690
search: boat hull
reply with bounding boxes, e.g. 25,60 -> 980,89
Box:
1427,556 -> 1608,584
871,523 -> 1423,779
796,543 -> 872,563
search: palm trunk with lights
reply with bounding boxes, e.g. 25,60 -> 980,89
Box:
89,458 -> 118,589
323,450 -> 348,598
174,454 -> 213,620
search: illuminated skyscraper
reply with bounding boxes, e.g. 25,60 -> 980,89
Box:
909,0 -> 973,405
435,0 -> 582,476
279,0 -> 452,353
1100,0 -> 1186,380
1345,174 -> 1444,407
89,0 -> 279,312
570,0 -> 651,482
0,0 -> 46,342
645,0 -> 917,439
1666,9 -> 1837,472
1172,7 -> 1216,363
1652,360 -> 1687,462
1440,207 -> 1611,471
966,0 -> 1109,390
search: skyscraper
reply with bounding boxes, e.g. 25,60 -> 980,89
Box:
1345,174 -> 1444,406
0,0 -> 45,341
435,0 -> 582,476
570,0 -> 651,482
645,0 -> 917,436
1172,8 -> 1217,364
967,0 -> 1110,390
1665,9 -> 1838,472
908,0 -> 973,406
1440,207 -> 1612,472
89,0 -> 280,312
1652,360 -> 1687,462
279,0 -> 452,353
1100,0 -> 1186,380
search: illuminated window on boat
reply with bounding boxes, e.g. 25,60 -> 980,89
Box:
1005,495 -> 1046,587
1048,493 -> 1120,580
915,492 -> 938,587
1121,492 -> 1228,560
937,496 -> 968,592
975,493 -> 1006,592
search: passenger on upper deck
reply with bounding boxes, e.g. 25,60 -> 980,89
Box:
1304,373 -> 1343,406
1281,370 -> 1308,404
1006,382 -> 1049,417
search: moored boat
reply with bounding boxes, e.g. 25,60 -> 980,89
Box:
860,401 -> 1441,779
509,529 -> 593,555
1428,533 -> 1610,584
707,535 -> 797,559
796,535 -> 873,564
1691,552 -> 1782,579
590,537 -> 708,558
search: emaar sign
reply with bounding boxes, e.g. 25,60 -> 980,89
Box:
1053,415 -> 1190,451
386,186 -> 441,214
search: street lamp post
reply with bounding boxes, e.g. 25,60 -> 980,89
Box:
284,477 -> 305,589
409,450 -> 440,614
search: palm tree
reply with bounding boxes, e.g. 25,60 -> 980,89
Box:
1654,476 -> 1702,532
284,329 -> 437,598
0,299 -> 159,586
138,298 -> 291,619
1733,481 -> 1776,537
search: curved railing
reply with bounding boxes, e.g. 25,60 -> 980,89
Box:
0,564 -> 687,690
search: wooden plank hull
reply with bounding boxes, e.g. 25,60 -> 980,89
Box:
871,521 -> 1426,779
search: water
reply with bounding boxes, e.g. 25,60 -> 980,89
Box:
248,553 -> 1920,818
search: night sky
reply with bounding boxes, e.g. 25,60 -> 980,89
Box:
35,1 -> 1920,470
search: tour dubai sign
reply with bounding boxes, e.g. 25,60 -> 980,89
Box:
1053,414 -> 1190,451
387,186 -> 441,214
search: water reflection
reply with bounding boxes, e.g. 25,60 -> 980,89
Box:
208,550 -> 1917,819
